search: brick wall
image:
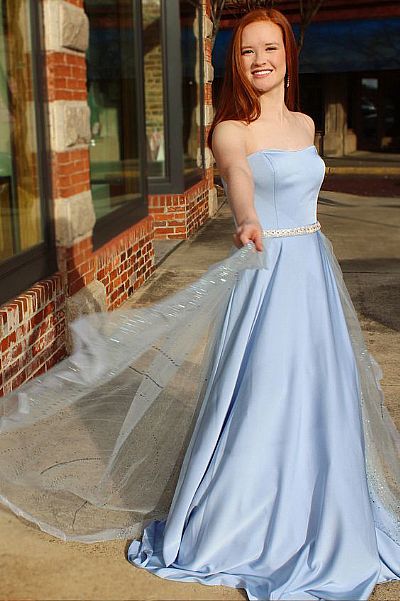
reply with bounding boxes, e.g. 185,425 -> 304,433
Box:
0,0 -> 155,396
94,221 -> 154,310
149,176 -> 211,239
0,278 -> 66,395
0,0 -> 215,397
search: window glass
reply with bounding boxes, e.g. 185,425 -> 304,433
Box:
85,0 -> 142,220
180,0 -> 203,174
360,77 -> 378,145
0,0 -> 43,261
142,0 -> 166,178
381,73 -> 400,149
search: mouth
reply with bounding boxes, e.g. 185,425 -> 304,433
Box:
252,69 -> 273,78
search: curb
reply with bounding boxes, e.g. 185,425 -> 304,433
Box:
325,166 -> 400,175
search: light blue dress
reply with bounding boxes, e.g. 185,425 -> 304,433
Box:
127,145 -> 400,600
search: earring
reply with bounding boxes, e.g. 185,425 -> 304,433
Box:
286,73 -> 290,88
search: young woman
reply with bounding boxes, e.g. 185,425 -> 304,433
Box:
126,8 -> 400,600
0,7 -> 398,601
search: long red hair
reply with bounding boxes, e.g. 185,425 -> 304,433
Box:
207,8 -> 300,151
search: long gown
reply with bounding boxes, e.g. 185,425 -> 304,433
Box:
126,145 -> 400,600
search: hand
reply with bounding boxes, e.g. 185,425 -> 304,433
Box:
233,219 -> 264,252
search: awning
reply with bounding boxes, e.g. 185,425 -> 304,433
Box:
212,17 -> 400,76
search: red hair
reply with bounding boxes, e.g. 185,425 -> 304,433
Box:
207,8 -> 300,151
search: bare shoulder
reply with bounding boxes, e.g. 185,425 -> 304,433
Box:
211,120 -> 250,177
212,120 -> 247,154
294,111 -> 315,135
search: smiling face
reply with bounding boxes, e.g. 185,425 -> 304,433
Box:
240,20 -> 287,94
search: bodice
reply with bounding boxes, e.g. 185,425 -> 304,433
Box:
221,145 -> 326,230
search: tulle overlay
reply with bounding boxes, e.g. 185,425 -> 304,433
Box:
0,232 -> 398,548
0,243 -> 267,541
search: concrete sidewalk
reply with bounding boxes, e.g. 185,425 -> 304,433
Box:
323,148 -> 400,174
0,190 -> 398,601
211,148 -> 400,178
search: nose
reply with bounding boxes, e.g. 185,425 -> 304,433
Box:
253,50 -> 267,66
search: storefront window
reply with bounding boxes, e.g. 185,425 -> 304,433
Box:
0,0 -> 43,261
180,0 -> 204,174
85,0 -> 144,220
142,0 -> 166,178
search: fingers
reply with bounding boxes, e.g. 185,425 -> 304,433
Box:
233,233 -> 252,248
233,229 -> 264,252
240,234 -> 251,246
232,233 -> 241,248
254,232 -> 264,252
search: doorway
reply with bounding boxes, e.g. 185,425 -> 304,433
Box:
352,71 -> 400,152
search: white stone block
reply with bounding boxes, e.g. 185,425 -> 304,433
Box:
48,101 -> 91,152
196,147 -> 203,168
208,187 -> 218,217
204,104 -> 215,127
65,280 -> 107,353
43,0 -> 60,52
205,61 -> 214,83
204,146 -> 215,169
60,1 -> 89,52
195,103 -> 215,128
43,0 -> 89,53
203,14 -> 213,39
55,190 -> 96,247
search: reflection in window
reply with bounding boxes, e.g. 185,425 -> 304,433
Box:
85,0 -> 142,220
360,77 -> 378,142
0,0 -> 43,261
142,0 -> 165,178
180,0 -> 203,174
382,74 -> 400,150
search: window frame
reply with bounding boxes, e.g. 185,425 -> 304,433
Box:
0,0 -> 57,306
91,0 -> 149,251
148,0 -> 205,196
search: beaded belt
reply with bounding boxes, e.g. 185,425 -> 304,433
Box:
261,220 -> 321,238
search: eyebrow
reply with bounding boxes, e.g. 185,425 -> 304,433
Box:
241,42 -> 280,49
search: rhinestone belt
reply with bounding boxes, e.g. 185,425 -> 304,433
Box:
261,220 -> 321,238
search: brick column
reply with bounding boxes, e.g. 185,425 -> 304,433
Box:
202,1 -> 218,217
148,0 -> 216,240
43,0 -> 106,352
45,0 -> 155,344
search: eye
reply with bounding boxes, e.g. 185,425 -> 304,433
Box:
241,47 -> 277,55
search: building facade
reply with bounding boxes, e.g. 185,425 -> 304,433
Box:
215,0 -> 400,156
0,0 -> 216,395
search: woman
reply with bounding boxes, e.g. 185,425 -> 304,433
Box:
126,8 -> 400,600
0,7 -> 398,601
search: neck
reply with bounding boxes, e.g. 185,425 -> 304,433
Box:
258,85 -> 290,123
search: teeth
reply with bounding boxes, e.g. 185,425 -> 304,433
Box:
253,70 -> 272,74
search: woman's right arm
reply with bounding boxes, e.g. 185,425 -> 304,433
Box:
212,121 -> 263,252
